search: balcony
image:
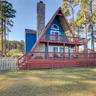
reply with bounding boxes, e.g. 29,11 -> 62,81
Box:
40,34 -> 86,44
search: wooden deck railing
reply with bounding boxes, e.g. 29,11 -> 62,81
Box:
18,52 -> 96,65
41,34 -> 86,43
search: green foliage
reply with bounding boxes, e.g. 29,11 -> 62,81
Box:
0,0 -> 16,56
7,40 -> 24,53
0,39 -> 2,51
0,39 -> 24,57
62,0 -> 96,51
92,10 -> 96,22
62,0 -> 71,16
8,49 -> 22,57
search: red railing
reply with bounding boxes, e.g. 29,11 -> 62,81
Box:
18,52 -> 96,65
18,51 -> 33,66
41,34 -> 86,43
30,52 -> 96,59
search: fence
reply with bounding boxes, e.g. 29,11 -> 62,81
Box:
0,57 -> 18,70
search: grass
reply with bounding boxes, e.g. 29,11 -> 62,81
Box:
0,67 -> 96,96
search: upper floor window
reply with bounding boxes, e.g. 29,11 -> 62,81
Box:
51,24 -> 59,31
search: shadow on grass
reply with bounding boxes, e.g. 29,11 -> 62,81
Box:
0,70 -> 11,75
0,66 -> 96,96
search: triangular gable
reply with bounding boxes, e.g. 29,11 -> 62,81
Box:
26,7 -> 76,60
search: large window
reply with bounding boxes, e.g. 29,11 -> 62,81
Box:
49,46 -> 64,53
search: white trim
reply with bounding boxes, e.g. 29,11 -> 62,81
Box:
48,46 -> 64,52
51,24 -> 59,31
50,30 -> 59,33
50,30 -> 60,35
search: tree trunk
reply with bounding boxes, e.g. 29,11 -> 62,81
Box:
72,7 -> 74,34
3,18 -> 6,57
0,18 -> 4,57
85,24 -> 88,53
90,0 -> 94,51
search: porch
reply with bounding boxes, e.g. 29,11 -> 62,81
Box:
29,52 -> 96,59
18,52 -> 96,70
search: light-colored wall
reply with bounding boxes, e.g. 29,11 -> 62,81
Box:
32,44 -> 45,59
34,44 -> 45,52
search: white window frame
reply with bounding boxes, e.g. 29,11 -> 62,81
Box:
49,46 -> 64,52
51,24 -> 59,31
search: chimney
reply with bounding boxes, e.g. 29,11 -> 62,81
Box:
37,1 -> 45,38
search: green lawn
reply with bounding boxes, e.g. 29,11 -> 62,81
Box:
0,67 -> 96,96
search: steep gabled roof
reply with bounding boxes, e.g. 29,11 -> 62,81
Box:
32,7 -> 75,51
26,7 -> 76,60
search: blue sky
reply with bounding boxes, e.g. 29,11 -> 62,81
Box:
7,0 -> 79,41
7,0 -> 62,41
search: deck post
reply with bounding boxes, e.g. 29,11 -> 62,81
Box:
64,43 -> 65,58
84,44 -> 86,59
68,45 -> 70,59
77,46 -> 79,58
77,46 -> 79,53
52,52 -> 54,69
52,52 -> 54,60
47,42 -> 49,59
75,44 -> 76,55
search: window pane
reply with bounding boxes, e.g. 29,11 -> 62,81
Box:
53,47 -> 58,52
60,48 -> 64,52
50,31 -> 58,40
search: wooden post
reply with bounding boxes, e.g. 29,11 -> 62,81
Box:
47,42 -> 49,59
69,45 -> 70,59
77,46 -> 79,58
64,43 -> 65,58
52,52 -> 54,60
84,43 -> 86,59
75,44 -> 76,54
77,46 -> 79,53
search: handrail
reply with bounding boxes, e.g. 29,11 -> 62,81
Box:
18,51 -> 33,65
18,51 -> 96,67
18,51 -> 96,60
41,34 -> 86,43
21,52 -> 96,54
27,52 -> 96,60
44,34 -> 85,39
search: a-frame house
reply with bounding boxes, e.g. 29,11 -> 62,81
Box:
18,7 -> 96,70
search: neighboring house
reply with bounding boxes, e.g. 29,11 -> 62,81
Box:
18,1 -> 96,70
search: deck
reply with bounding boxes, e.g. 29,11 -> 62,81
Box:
40,34 -> 86,45
18,52 -> 96,70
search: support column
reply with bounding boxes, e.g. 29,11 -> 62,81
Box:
75,44 -> 77,58
75,44 -> 76,54
47,42 -> 49,52
68,45 -> 70,59
47,42 -> 49,59
45,42 -> 49,59
77,45 -> 79,58
63,43 -> 65,58
84,43 -> 86,59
